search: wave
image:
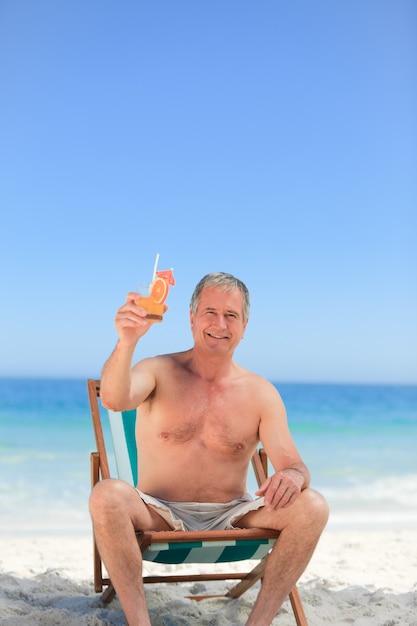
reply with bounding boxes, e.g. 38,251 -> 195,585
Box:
318,473 -> 417,509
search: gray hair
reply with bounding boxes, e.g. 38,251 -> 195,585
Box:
190,272 -> 250,322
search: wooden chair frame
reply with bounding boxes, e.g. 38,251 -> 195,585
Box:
87,378 -> 308,625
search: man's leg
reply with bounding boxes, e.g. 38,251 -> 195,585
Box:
89,478 -> 172,626
237,488 -> 329,626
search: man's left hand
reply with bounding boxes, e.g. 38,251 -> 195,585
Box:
255,469 -> 304,510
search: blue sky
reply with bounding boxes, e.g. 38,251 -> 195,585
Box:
1,1 -> 416,383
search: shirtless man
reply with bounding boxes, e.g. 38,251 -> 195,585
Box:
89,272 -> 329,626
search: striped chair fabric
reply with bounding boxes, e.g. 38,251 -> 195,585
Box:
142,536 -> 276,564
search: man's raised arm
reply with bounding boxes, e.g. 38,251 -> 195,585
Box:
100,292 -> 156,411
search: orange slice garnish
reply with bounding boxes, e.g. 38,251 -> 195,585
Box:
150,276 -> 169,304
156,269 -> 175,286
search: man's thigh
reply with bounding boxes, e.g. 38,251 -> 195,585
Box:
131,492 -> 174,532
235,491 -> 310,531
97,479 -> 173,532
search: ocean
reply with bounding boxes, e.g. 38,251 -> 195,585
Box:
0,378 -> 416,535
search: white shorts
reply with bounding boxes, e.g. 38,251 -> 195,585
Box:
136,489 -> 265,531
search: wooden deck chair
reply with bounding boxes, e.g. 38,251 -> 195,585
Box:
87,379 -> 308,626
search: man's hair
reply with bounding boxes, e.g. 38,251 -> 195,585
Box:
190,272 -> 250,322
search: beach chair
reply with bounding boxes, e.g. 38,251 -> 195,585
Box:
87,378 -> 308,626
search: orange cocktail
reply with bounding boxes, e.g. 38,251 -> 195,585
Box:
135,268 -> 175,323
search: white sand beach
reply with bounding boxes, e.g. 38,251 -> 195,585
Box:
0,526 -> 416,625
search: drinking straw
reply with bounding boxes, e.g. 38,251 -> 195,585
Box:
152,253 -> 160,281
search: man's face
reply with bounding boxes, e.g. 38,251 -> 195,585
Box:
190,286 -> 248,354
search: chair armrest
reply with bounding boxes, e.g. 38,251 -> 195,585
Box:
91,451 -> 100,487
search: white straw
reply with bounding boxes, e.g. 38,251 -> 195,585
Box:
152,253 -> 160,281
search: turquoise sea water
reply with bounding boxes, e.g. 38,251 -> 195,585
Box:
0,378 -> 416,535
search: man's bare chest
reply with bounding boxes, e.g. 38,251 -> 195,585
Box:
141,382 -> 259,453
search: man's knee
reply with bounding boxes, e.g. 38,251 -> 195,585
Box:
89,478 -> 133,521
300,488 -> 329,528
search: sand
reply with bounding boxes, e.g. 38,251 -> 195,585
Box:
0,526 -> 416,625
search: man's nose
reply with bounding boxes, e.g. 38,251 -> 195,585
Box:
217,315 -> 228,328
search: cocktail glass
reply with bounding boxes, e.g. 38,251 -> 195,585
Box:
135,268 -> 175,323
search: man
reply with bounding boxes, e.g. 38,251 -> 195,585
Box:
90,272 -> 329,626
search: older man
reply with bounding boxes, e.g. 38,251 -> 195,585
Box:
89,272 -> 329,626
